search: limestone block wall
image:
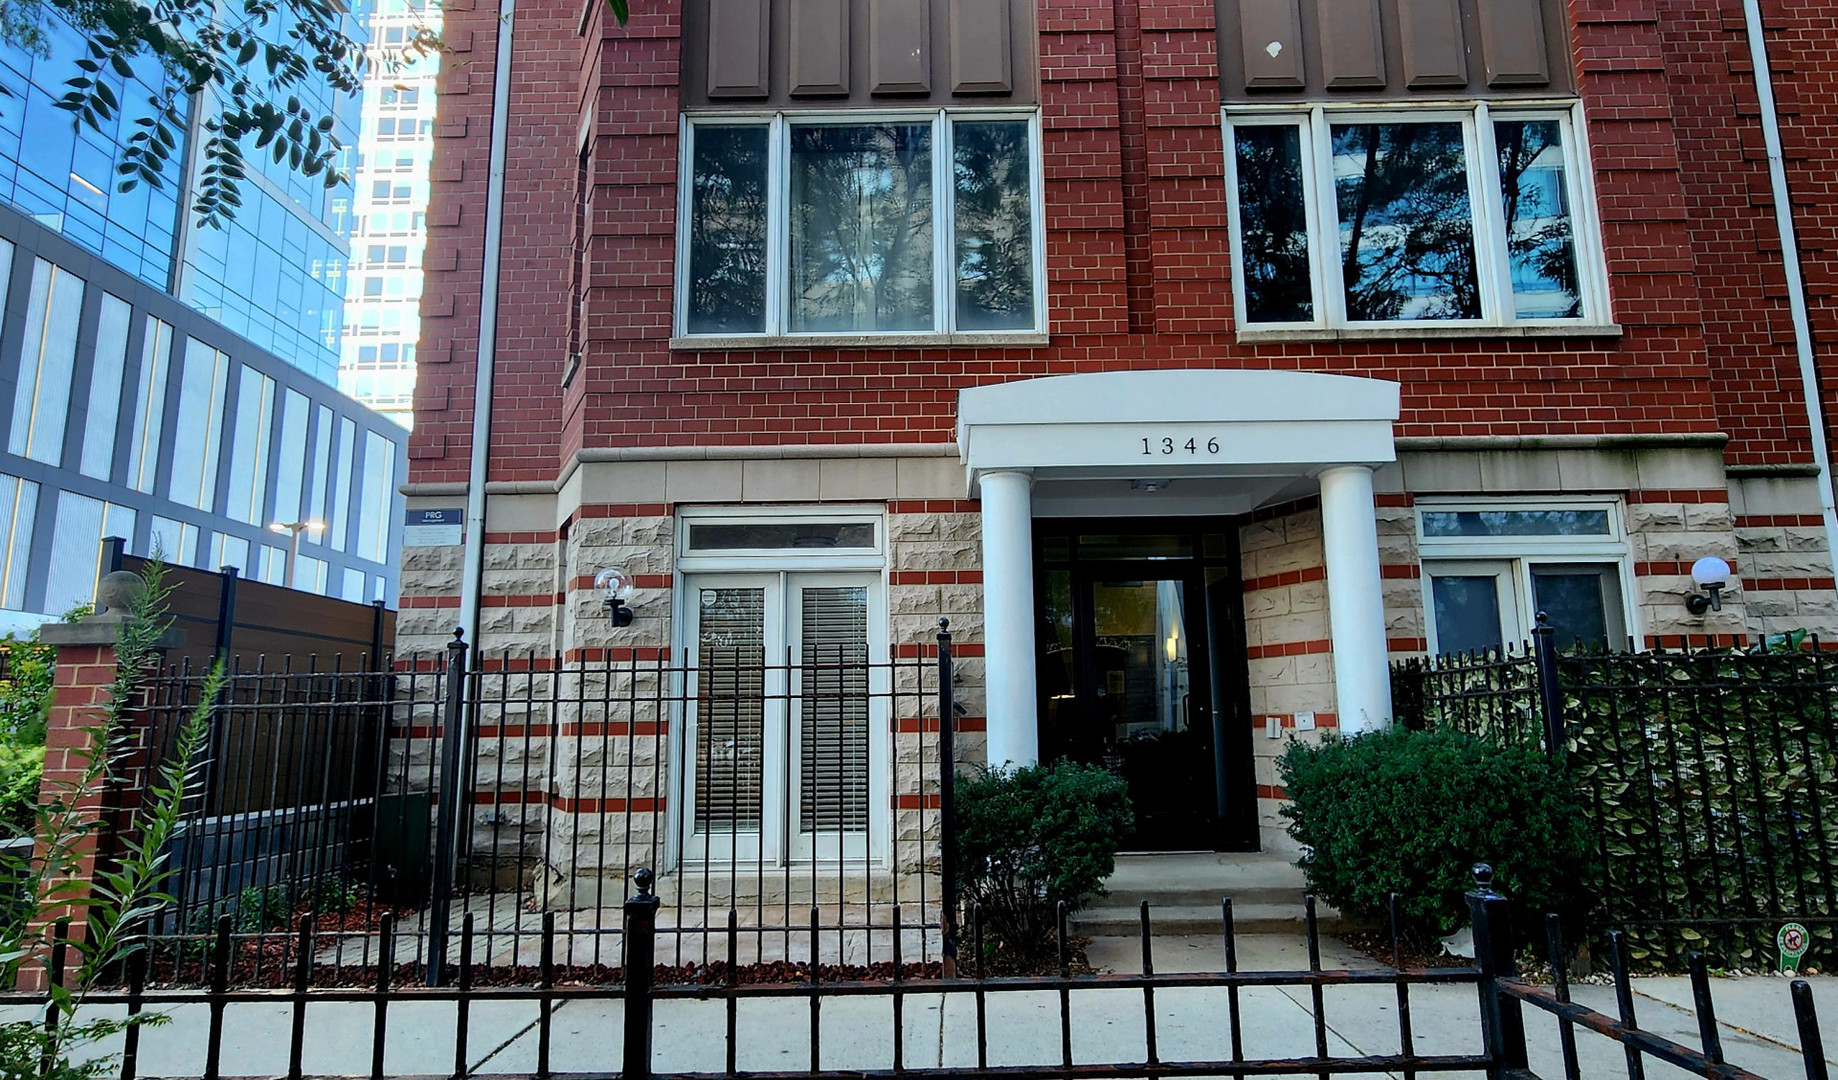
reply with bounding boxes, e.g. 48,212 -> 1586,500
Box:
1730,476 -> 1838,640
1625,494 -> 1751,645
1376,496 -> 1425,654
1237,502 -> 1335,854
887,502 -> 983,881
398,542 -> 465,658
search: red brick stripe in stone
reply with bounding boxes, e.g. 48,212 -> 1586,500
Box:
401,595 -> 462,609
1245,640 -> 1331,659
570,574 -> 674,591
1627,490 -> 1730,504
894,642 -> 986,658
1381,564 -> 1423,579
1646,634 -> 1749,649
896,716 -> 988,733
1240,567 -> 1325,593
1734,515 -> 1826,528
560,722 -> 668,736
1388,638 -> 1429,652
481,594 -> 556,608
1744,577 -> 1838,591
1638,562 -> 1741,579
890,571 -> 984,585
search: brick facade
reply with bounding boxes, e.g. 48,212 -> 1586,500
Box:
406,0 -> 1838,867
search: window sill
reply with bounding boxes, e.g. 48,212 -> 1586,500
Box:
670,332 -> 1051,351
1236,323 -> 1624,344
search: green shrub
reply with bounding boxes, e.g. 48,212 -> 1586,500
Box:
954,760 -> 1134,970
0,741 -> 43,840
1279,727 -> 1591,938
0,635 -> 54,744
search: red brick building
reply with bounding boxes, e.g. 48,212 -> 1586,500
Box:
404,0 -> 1838,867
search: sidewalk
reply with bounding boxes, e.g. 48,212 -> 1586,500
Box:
7,936 -> 1834,1079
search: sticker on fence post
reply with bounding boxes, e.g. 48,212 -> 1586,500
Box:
1779,922 -> 1810,974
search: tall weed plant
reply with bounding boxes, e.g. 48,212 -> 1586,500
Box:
0,562 -> 223,1078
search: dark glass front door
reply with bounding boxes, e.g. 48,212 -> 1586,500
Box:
1035,522 -> 1258,851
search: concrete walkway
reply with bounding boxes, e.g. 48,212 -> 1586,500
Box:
9,935 -> 1834,1079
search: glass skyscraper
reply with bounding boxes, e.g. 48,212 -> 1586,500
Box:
0,13 -> 404,620
0,15 -> 185,291
340,0 -> 438,427
0,8 -> 364,383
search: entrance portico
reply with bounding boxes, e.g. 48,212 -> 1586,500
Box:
957,369 -> 1403,793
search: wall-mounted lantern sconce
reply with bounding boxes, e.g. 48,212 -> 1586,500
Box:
1685,556 -> 1734,615
596,566 -> 635,627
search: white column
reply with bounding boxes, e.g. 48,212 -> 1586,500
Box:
979,469 -> 1039,768
1319,465 -> 1393,734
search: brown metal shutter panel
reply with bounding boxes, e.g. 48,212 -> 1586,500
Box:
1396,0 -> 1469,90
799,587 -> 870,835
950,0 -> 1012,95
695,588 -> 767,835
1318,0 -> 1387,90
870,0 -> 933,95
1238,0 -> 1306,91
1474,0 -> 1550,88
791,0 -> 851,97
707,0 -> 771,99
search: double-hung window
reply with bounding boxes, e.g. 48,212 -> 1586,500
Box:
1225,105 -> 1608,332
675,112 -> 1045,341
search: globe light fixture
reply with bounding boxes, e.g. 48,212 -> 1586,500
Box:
1685,556 -> 1734,615
596,566 -> 636,627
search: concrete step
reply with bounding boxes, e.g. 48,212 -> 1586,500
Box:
1076,851 -> 1351,937
1072,902 -> 1351,937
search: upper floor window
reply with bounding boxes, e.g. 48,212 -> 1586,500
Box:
676,112 -> 1044,341
1225,105 -> 1609,332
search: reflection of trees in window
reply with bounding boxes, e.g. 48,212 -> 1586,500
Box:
687,126 -> 769,334
954,121 -> 1035,331
1333,123 -> 1480,321
1496,120 -> 1581,319
1233,125 -> 1314,323
790,124 -> 934,333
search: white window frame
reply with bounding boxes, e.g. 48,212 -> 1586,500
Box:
670,507 -> 892,871
1416,497 -> 1639,653
1223,101 -> 1612,333
673,109 -> 1048,343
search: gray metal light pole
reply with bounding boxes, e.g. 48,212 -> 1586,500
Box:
267,520 -> 326,589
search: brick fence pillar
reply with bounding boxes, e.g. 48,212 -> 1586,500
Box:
22,611 -> 180,990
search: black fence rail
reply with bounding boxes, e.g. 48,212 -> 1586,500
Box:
126,626 -> 957,987
17,869 -> 1829,1080
1393,622 -> 1838,972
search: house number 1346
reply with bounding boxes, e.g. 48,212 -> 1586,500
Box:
1142,437 -> 1221,456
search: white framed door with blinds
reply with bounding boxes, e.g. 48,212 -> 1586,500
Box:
680,572 -> 890,868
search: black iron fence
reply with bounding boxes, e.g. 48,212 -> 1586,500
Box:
124,625 -> 957,987
1393,623 -> 1838,971
17,870 -> 1830,1080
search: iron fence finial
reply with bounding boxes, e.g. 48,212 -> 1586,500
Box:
634,867 -> 655,898
1472,863 -> 1496,892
